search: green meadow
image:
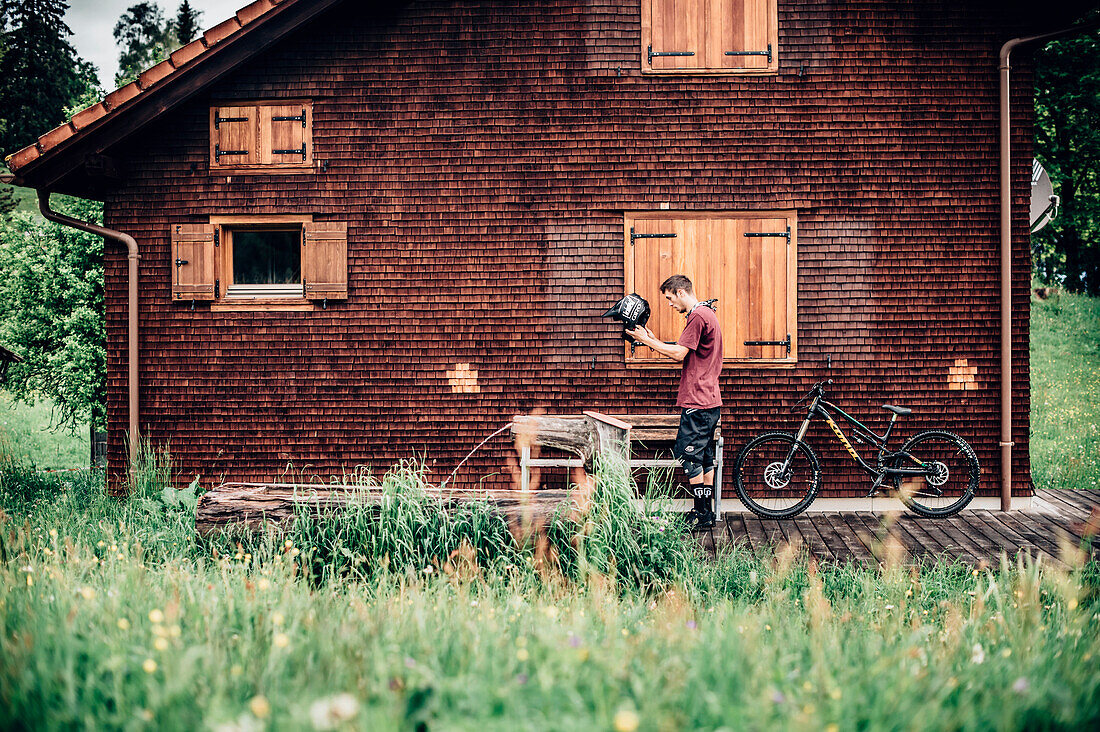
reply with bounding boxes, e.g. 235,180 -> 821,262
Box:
1030,290 -> 1100,491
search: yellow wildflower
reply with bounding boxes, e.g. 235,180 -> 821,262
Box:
142,659 -> 157,674
148,609 -> 164,624
250,695 -> 271,719
613,708 -> 640,732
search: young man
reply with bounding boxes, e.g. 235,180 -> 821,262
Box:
627,274 -> 723,529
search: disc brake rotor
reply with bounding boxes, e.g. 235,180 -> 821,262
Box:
927,461 -> 949,487
764,462 -> 790,490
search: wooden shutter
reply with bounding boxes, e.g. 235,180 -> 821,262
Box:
171,224 -> 217,301
625,213 -> 795,365
645,0 -> 705,71
713,0 -> 776,71
732,217 -> 792,359
260,103 -> 311,167
302,222 -> 348,300
643,0 -> 777,73
210,106 -> 257,167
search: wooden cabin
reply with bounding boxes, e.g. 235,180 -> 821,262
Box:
6,0 -> 1086,507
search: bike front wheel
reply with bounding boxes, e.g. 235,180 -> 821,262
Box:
734,432 -> 821,519
892,430 -> 980,517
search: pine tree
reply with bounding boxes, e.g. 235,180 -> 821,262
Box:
173,0 -> 201,45
113,1 -> 172,87
0,0 -> 89,157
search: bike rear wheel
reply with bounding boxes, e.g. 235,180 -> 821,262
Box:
892,430 -> 980,517
734,432 -> 821,519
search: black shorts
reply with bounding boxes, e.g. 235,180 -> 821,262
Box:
673,407 -> 720,479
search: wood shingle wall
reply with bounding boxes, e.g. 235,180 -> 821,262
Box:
102,0 -> 1035,499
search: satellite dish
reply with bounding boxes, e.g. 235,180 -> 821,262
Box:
1030,159 -> 1059,233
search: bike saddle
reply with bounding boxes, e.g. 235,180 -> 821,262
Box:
882,404 -> 911,416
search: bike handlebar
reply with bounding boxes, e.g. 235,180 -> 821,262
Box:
791,379 -> 834,411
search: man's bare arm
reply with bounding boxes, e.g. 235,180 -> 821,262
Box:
625,326 -> 689,362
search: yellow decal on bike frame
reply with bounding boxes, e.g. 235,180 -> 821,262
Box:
826,417 -> 861,462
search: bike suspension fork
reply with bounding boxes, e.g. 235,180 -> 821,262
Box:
782,416 -> 813,471
795,417 -> 812,443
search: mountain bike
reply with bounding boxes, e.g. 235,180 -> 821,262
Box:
733,363 -> 981,519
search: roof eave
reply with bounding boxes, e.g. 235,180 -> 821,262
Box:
8,0 -> 345,197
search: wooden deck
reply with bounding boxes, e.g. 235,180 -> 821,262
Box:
696,489 -> 1100,568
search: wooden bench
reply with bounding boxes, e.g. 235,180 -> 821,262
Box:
513,412 -> 724,517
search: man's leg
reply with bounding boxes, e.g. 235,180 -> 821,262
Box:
688,470 -> 715,527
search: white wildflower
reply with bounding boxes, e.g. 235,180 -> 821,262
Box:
309,693 -> 360,730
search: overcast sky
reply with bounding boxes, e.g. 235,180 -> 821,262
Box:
66,0 -> 245,90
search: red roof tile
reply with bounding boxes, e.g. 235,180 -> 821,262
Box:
70,102 -> 108,130
169,38 -> 207,68
237,0 -> 275,27
204,17 -> 242,47
5,144 -> 40,170
138,59 -> 176,89
37,122 -> 75,150
104,82 -> 141,110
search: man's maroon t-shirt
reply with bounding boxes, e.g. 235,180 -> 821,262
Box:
676,304 -> 723,408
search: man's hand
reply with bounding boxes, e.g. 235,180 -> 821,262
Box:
624,326 -> 689,362
625,325 -> 656,346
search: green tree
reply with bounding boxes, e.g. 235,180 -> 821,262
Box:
0,196 -> 105,430
173,0 -> 201,45
113,1 -> 172,87
1033,16 -> 1100,294
0,0 -> 90,157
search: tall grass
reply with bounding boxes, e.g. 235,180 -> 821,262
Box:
2,448 -> 1099,729
235,456 -> 700,593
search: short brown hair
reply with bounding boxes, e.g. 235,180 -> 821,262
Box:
659,274 -> 693,295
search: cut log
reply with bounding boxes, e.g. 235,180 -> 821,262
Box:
195,482 -> 577,537
510,412 -> 631,466
511,415 -> 595,461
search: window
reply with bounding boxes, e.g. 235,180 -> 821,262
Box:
171,216 -> 347,309
225,227 -> 303,297
209,101 -> 313,171
641,0 -> 778,74
624,211 -> 796,367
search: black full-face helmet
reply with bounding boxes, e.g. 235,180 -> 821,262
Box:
603,293 -> 651,344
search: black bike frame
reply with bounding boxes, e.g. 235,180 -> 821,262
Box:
788,390 -> 931,479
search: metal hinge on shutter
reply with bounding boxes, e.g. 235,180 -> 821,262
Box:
744,333 -> 791,355
214,144 -> 250,160
214,228 -> 220,247
213,111 -> 249,129
215,279 -> 220,298
744,226 -> 791,245
272,143 -> 307,161
726,43 -> 773,63
272,109 -> 307,128
630,227 -> 677,246
647,45 -> 695,65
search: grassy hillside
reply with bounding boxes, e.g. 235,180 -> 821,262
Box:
1030,290 -> 1100,491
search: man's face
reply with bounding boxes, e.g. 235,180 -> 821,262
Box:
663,288 -> 691,313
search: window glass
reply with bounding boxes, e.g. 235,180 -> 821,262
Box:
231,229 -> 301,285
